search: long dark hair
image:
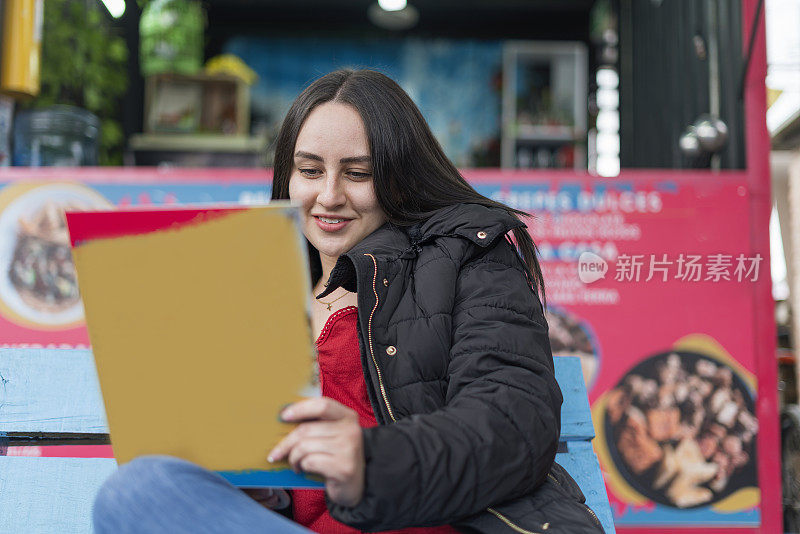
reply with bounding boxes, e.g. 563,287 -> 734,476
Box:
271,69 -> 546,304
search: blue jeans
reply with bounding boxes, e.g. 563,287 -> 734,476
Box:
93,455 -> 313,533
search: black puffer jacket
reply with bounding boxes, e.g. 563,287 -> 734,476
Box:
316,203 -> 604,533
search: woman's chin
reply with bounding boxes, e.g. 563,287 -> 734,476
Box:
310,240 -> 351,260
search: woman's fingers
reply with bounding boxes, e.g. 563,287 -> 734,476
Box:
298,452 -> 358,487
269,398 -> 358,462
242,488 -> 291,510
280,397 -> 357,423
284,432 -> 361,478
266,397 -> 365,506
286,437 -> 335,471
241,487 -> 275,500
268,420 -> 338,462
299,453 -> 365,507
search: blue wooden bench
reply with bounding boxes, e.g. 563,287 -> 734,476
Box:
0,349 -> 614,533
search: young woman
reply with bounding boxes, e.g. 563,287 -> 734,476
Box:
93,70 -> 603,534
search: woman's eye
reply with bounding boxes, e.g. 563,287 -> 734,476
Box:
347,171 -> 372,180
298,168 -> 321,177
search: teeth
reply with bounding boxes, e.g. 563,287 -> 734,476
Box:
319,217 -> 344,224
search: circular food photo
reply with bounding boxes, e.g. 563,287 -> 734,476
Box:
0,183 -> 112,328
545,307 -> 600,389
603,350 -> 758,509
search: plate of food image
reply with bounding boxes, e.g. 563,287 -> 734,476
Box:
0,182 -> 113,328
545,306 -> 600,389
596,338 -> 759,509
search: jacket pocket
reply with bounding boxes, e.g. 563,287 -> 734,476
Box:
453,472 -> 604,534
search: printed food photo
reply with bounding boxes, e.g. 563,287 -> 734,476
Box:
9,201 -> 84,313
546,307 -> 599,389
603,350 -> 758,508
0,183 -> 112,328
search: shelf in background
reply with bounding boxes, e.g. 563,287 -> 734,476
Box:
129,133 -> 267,153
128,134 -> 269,167
514,124 -> 583,142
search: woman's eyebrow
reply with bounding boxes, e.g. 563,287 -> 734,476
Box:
339,155 -> 371,164
294,151 -> 323,161
294,151 -> 371,165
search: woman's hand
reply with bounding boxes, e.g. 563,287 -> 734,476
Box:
268,397 -> 365,507
241,488 -> 291,510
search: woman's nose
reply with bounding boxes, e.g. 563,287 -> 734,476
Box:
317,174 -> 346,208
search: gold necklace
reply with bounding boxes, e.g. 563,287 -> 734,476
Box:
316,289 -> 349,311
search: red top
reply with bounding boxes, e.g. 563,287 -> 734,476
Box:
292,306 -> 459,534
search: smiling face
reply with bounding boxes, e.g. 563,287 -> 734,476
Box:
288,102 -> 387,267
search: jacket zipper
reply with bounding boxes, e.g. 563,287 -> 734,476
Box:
487,508 -> 541,534
363,253 -> 397,422
581,503 -> 602,530
547,473 -> 603,530
483,448 -> 568,530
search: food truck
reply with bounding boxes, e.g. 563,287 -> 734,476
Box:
0,0 -> 781,531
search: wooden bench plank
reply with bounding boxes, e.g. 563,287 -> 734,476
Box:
557,441 -> 615,534
0,349 -> 107,435
0,457 -> 116,534
0,350 -> 596,442
0,350 -> 613,532
0,457 -> 317,534
553,355 -> 595,441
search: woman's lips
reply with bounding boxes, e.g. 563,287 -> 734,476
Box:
314,216 -> 352,232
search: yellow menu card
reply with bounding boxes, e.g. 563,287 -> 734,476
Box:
67,205 -> 322,487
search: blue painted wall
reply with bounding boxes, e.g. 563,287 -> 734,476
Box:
224,36 -> 503,167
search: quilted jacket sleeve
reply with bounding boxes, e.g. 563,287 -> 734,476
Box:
328,239 -> 562,531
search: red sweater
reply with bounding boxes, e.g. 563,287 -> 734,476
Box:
292,306 -> 458,534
